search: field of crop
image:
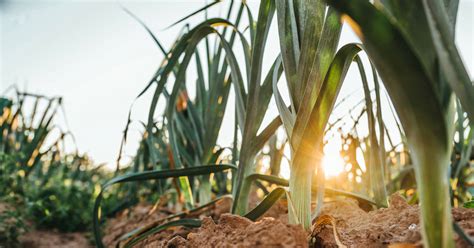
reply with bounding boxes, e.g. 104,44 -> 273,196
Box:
1,0 -> 473,247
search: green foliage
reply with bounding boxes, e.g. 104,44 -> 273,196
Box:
25,170 -> 96,232
0,204 -> 27,247
1,150 -> 108,233
463,200 -> 474,209
1,92 -> 112,235
26,188 -> 89,232
0,153 -> 25,196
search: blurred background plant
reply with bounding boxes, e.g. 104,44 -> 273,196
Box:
0,90 -> 117,245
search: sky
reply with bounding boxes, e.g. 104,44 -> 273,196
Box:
1,0 -> 473,168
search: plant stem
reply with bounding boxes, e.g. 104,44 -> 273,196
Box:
411,141 -> 454,247
232,153 -> 256,215
198,175 -> 211,204
357,56 -> 388,207
288,162 -> 313,230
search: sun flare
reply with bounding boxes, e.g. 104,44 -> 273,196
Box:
321,142 -> 346,179
322,153 -> 346,178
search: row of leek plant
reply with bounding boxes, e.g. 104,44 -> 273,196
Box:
0,90 -> 111,234
93,0 -> 387,244
94,1 -> 386,245
93,1 -> 300,246
0,90 -> 67,179
93,0 -> 473,247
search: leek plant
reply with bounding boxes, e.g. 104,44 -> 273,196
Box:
117,2 -> 247,207
326,0 -> 474,246
230,0 -> 286,215
159,5 -> 243,205
272,0 -> 387,229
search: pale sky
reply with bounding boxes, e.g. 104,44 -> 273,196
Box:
1,0 -> 473,168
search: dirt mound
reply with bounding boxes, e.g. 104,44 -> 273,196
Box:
183,214 -> 307,247
139,214 -> 308,247
316,194 -> 474,247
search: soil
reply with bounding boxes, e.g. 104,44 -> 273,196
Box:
102,203 -> 173,247
182,214 -> 307,247
315,194 -> 474,247
5,194 -> 472,247
102,198 -> 307,247
1,201 -> 91,248
19,230 -> 92,248
102,194 -> 474,248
